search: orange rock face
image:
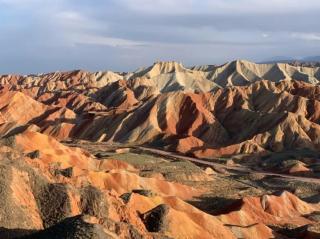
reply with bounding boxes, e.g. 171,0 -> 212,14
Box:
2,64 -> 320,157
1,131 -> 319,238
219,191 -> 320,226
1,61 -> 320,238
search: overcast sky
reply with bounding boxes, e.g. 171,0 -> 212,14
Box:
0,0 -> 319,74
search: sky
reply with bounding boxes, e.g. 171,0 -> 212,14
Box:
0,0 -> 319,74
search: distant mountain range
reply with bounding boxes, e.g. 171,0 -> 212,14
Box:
261,56 -> 320,64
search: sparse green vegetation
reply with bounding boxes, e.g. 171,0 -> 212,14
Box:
106,152 -> 205,182
106,152 -> 165,166
0,136 -> 16,147
260,149 -> 320,171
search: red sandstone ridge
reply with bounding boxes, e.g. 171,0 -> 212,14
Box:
1,64 -> 320,172
1,130 -> 319,238
0,131 -> 205,237
2,67 -> 320,156
1,62 -> 320,154
1,60 -> 320,238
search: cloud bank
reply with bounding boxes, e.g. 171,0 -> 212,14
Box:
0,0 -> 319,73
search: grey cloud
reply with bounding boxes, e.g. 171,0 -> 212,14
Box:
0,0 -> 319,74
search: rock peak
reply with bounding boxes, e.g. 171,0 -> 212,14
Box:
151,61 -> 186,73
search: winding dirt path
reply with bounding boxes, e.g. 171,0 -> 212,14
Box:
136,146 -> 320,184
